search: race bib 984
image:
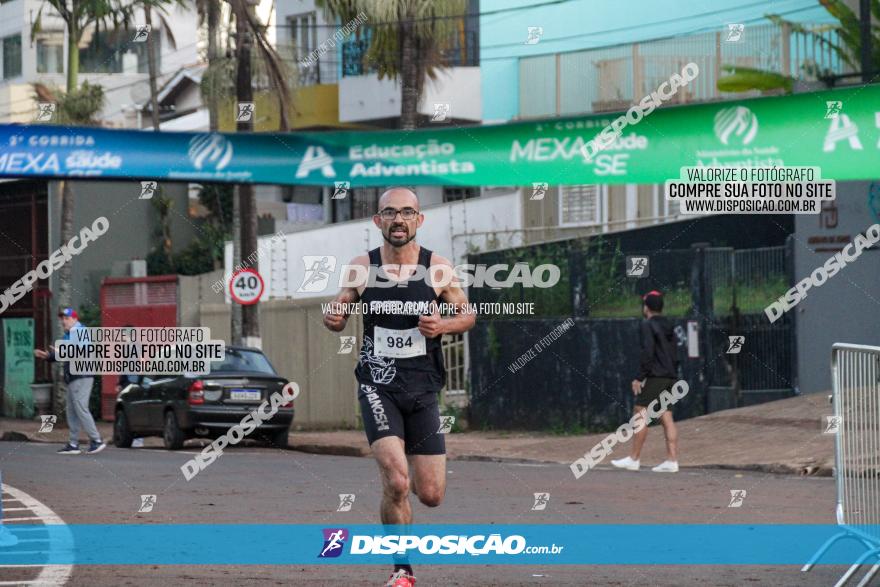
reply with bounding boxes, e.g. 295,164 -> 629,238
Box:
373,326 -> 426,358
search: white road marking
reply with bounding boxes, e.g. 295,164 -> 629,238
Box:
1,484 -> 73,586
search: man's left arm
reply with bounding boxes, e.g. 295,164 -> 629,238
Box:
417,256 -> 476,338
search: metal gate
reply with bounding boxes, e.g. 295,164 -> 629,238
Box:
803,343 -> 880,587
701,242 -> 796,409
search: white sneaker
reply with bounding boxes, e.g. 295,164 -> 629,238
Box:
652,460 -> 679,473
610,456 -> 640,471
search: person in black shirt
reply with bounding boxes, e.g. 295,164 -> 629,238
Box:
612,290 -> 680,473
322,187 -> 475,587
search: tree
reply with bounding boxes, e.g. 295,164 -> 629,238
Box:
32,0 -> 136,316
316,0 -> 467,129
30,81 -> 105,419
195,0 -> 224,131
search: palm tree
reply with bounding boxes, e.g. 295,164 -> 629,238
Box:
317,0 -> 467,129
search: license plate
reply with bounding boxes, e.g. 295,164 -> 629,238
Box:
229,389 -> 261,401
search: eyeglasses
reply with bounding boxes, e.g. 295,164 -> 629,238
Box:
378,207 -> 419,221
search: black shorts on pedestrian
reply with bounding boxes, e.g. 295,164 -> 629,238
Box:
636,377 -> 676,409
357,383 -> 446,455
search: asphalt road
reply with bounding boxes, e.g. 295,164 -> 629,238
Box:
0,440 -> 857,586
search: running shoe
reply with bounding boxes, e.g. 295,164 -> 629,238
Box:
57,443 -> 81,455
610,456 -> 640,471
86,440 -> 106,454
385,569 -> 416,587
651,460 -> 679,473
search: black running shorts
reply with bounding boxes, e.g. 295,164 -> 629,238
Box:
357,383 -> 446,455
636,376 -> 676,409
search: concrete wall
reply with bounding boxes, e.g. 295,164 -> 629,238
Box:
339,67 -> 482,123
196,297 -> 363,430
794,181 -> 880,393
47,180 -> 197,313
223,189 -> 524,300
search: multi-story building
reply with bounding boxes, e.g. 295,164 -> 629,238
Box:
0,0 -> 199,125
257,0 -> 483,236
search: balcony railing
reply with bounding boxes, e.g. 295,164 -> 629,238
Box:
342,20 -> 478,77
519,22 -> 849,118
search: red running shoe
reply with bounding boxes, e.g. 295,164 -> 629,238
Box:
385,569 -> 416,587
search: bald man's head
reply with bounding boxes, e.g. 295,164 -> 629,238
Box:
378,187 -> 419,211
374,187 -> 422,247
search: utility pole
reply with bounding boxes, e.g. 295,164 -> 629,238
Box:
232,0 -> 260,348
145,4 -> 160,131
860,0 -> 873,82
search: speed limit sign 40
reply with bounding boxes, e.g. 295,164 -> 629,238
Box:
229,268 -> 264,305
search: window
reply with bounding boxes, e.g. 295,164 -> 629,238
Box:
442,187 -> 479,203
283,185 -> 324,225
559,184 -> 603,226
332,187 -> 381,222
80,28 -> 155,73
288,12 -> 318,85
441,333 -> 466,395
210,348 -> 277,375
36,33 -> 64,74
2,34 -> 22,79
282,185 -> 322,205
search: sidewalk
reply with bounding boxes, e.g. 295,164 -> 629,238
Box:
0,393 -> 834,475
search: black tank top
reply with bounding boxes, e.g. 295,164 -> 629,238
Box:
355,246 -> 445,392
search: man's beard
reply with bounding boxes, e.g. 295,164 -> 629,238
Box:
383,224 -> 415,247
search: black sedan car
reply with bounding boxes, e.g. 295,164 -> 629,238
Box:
113,346 -> 294,450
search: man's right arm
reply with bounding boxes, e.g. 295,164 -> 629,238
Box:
322,255 -> 368,332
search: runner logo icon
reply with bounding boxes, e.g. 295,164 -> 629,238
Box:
298,255 -> 337,293
319,528 -> 349,558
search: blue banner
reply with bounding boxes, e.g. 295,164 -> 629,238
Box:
0,524 -> 876,565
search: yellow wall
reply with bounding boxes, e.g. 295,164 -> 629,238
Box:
217,84 -> 348,131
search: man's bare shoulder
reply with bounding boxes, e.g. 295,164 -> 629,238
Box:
429,252 -> 453,268
348,254 -> 370,268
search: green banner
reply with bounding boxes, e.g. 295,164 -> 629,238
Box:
2,318 -> 35,418
0,86 -> 877,186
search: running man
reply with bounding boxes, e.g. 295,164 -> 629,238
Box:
611,290 -> 680,472
323,187 -> 476,587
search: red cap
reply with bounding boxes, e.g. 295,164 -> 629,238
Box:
58,307 -> 78,320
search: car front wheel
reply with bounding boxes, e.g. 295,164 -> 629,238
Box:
163,410 -> 185,450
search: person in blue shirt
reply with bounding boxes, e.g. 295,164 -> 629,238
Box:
34,307 -> 106,455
